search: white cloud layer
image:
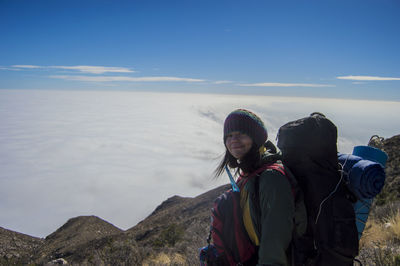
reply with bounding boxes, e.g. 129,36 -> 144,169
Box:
239,82 -> 335,87
337,75 -> 400,81
0,67 -> 21,71
0,90 -> 399,238
50,75 -> 205,82
214,80 -> 233,84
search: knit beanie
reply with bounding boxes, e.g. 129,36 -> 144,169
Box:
223,109 -> 268,148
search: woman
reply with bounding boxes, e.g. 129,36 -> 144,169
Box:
215,109 -> 295,266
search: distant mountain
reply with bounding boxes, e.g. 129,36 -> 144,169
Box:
36,216 -> 124,264
1,134 -> 399,265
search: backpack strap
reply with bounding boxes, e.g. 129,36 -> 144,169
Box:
225,165 -> 240,192
238,163 -> 286,189
251,163 -> 295,210
251,163 -> 298,242
250,163 -> 297,197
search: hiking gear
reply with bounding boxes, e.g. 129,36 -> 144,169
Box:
208,161 -> 296,266
277,112 -> 359,266
352,198 -> 372,240
240,187 -> 260,246
352,145 -> 388,166
338,153 -> 386,200
225,165 -> 240,192
339,145 -> 387,240
211,187 -> 257,265
239,163 -> 298,266
224,109 -> 267,148
199,244 -> 220,266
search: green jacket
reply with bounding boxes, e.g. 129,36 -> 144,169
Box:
240,153 -> 304,266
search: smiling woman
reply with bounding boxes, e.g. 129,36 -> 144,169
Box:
210,108 -> 298,265
215,109 -> 268,176
225,131 -> 253,160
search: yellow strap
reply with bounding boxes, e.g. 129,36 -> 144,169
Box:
240,188 -> 260,245
259,145 -> 267,155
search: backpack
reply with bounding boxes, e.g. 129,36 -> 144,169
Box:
276,112 -> 359,266
200,112 -> 361,266
199,163 -> 293,266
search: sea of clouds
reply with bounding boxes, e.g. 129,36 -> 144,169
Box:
0,89 -> 399,238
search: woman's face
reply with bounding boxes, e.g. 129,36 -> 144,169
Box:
225,131 -> 253,160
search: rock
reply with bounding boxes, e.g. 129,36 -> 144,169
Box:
384,222 -> 392,229
46,258 -> 68,265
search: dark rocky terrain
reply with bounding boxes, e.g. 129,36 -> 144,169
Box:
0,183 -> 229,265
0,227 -> 43,264
369,135 -> 400,205
1,134 -> 398,265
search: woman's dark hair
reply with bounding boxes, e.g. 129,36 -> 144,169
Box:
214,144 -> 262,178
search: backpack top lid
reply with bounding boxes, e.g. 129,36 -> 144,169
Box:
277,112 -> 338,157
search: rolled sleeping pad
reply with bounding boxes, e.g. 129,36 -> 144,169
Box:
338,152 -> 386,199
345,146 -> 387,239
353,146 -> 388,167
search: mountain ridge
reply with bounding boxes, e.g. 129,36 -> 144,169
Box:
1,134 -> 399,265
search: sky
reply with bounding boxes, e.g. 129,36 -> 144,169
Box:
0,0 -> 399,100
0,0 -> 400,238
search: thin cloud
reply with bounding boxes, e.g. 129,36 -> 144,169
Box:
4,65 -> 204,83
50,75 -> 205,82
12,65 -> 42,69
214,80 -> 233,84
337,75 -> 400,81
0,67 -> 22,71
8,65 -> 134,74
49,65 -> 134,74
238,82 -> 335,88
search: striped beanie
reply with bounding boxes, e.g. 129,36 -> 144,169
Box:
223,109 -> 268,148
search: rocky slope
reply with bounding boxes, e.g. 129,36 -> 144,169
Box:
369,134 -> 400,205
0,134 -> 399,265
0,184 -> 229,265
0,227 -> 43,264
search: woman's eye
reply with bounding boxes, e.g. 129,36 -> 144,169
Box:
227,133 -> 244,139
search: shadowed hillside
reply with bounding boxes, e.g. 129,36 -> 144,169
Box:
0,135 -> 399,265
0,183 -> 229,265
0,227 -> 43,264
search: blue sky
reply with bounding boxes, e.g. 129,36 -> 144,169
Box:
1,0 -> 399,100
